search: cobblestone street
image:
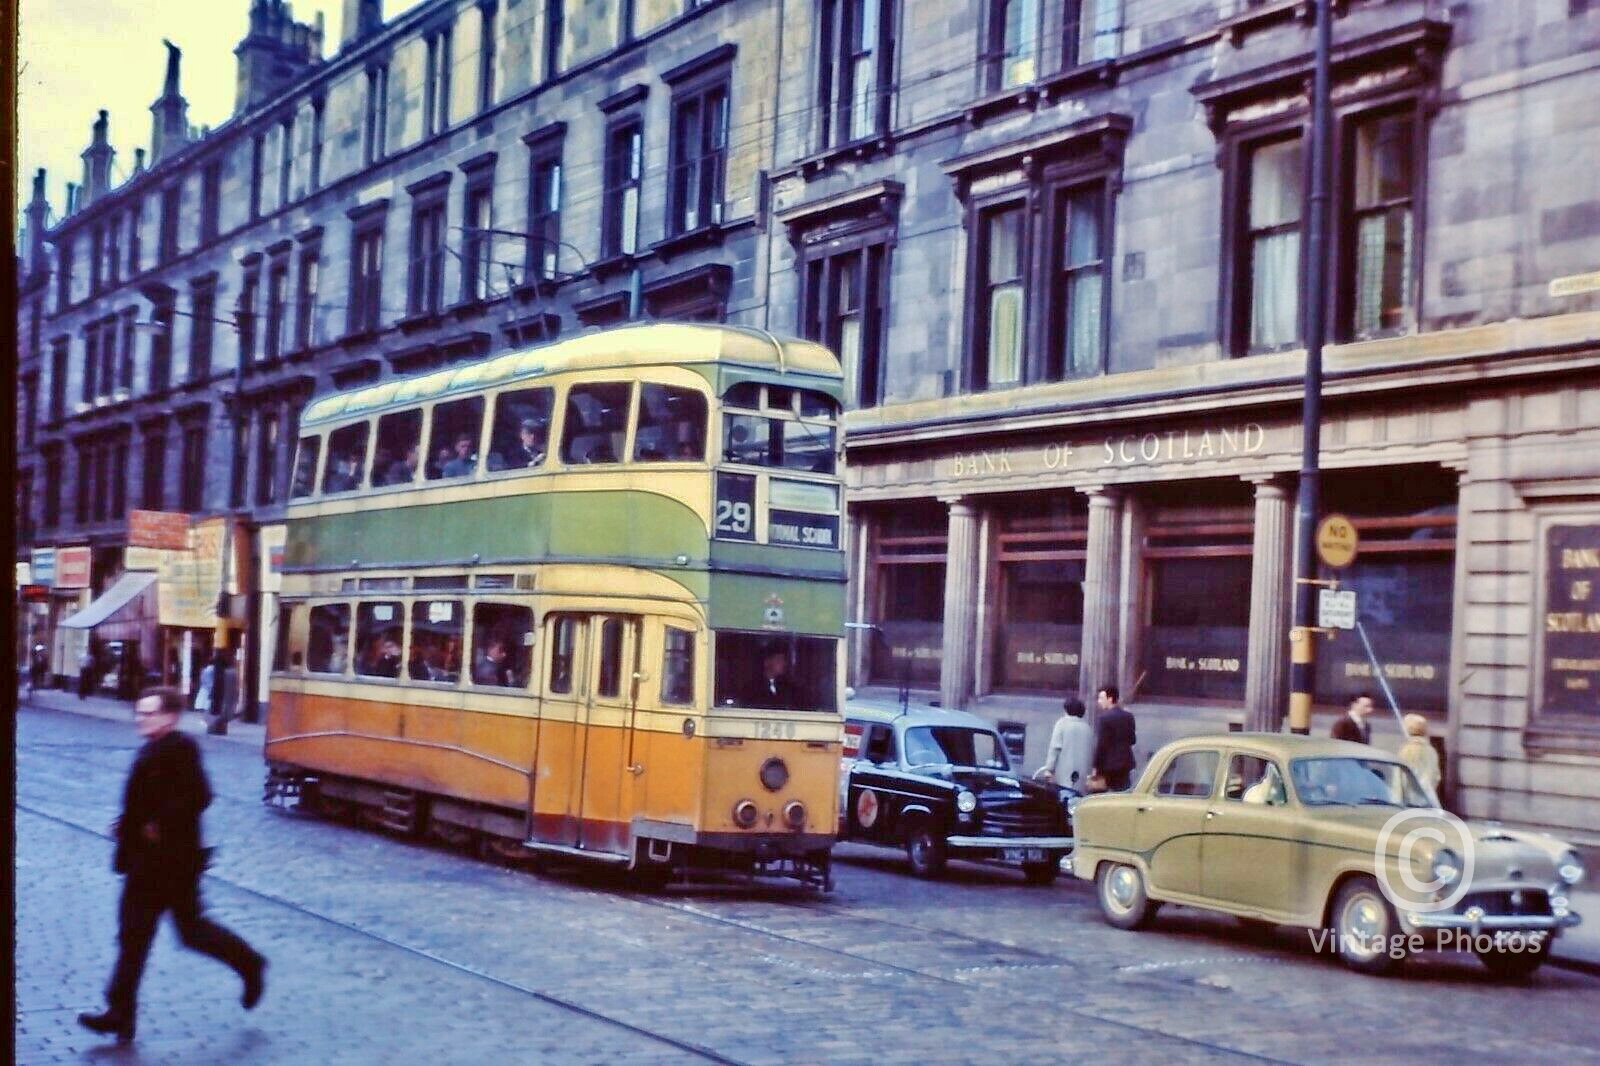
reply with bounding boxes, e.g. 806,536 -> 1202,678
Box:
15,701 -> 1600,1065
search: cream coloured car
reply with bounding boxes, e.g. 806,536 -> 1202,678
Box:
1068,734 -> 1584,976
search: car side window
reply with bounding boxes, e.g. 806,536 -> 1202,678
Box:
862,725 -> 896,765
1224,754 -> 1286,805
1155,750 -> 1221,799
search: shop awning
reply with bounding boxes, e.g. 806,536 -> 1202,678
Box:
60,571 -> 159,630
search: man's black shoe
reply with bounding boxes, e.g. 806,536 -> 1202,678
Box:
77,1010 -> 135,1043
242,957 -> 267,1010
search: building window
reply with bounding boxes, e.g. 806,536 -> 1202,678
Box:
295,241 -> 321,351
669,79 -> 729,236
309,99 -> 325,192
21,374 -> 38,446
239,262 -> 261,366
1064,0 -> 1120,67
49,337 -> 68,421
82,325 -> 100,405
278,116 -> 296,206
190,277 -> 216,382
801,242 -> 889,408
75,441 -> 92,525
409,196 -> 448,316
180,424 -> 207,512
111,432 -> 128,518
250,134 -> 265,220
89,226 -> 105,294
118,309 -> 137,393
100,318 -> 118,399
462,176 -> 494,303
987,0 -> 1039,91
148,299 -> 174,392
18,469 -> 34,542
265,256 -> 290,360
364,64 -> 390,165
869,503 -> 948,685
602,120 -> 643,258
230,418 -> 250,509
57,240 -> 74,309
126,199 -> 142,276
1242,137 -> 1303,352
200,160 -> 222,243
1345,109 -> 1416,338
141,430 -> 166,510
545,0 -> 565,80
424,26 -> 453,137
479,2 -> 498,110
106,220 -> 121,287
991,497 -> 1086,692
527,142 -> 563,280
1141,502 -> 1254,703
256,411 -> 281,507
1049,182 -> 1107,379
43,444 -> 64,529
817,0 -> 894,149
974,203 -> 1026,389
349,219 -> 385,335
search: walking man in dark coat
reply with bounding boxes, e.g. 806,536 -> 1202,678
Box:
78,688 -> 267,1044
1091,684 -> 1138,791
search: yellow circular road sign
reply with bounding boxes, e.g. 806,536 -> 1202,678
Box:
1316,513 -> 1359,569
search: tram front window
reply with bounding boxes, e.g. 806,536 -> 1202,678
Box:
713,632 -> 837,711
721,413 -> 836,474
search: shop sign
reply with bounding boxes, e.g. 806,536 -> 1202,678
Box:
21,585 -> 51,604
128,509 -> 192,550
260,525 -> 287,594
124,546 -> 169,571
29,548 -> 55,587
16,562 -> 32,586
158,518 -> 243,628
55,547 -> 91,589
942,422 -> 1275,482
1542,524 -> 1600,715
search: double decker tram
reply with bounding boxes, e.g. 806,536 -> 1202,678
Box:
264,324 -> 846,887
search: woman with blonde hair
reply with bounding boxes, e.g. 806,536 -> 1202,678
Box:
1398,713 -> 1441,801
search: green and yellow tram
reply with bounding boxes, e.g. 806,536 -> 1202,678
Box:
264,324 -> 846,886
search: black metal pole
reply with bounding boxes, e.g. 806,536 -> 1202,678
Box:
1287,0 -> 1334,735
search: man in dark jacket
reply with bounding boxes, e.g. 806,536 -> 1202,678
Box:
1331,692 -> 1375,744
1091,684 -> 1138,791
78,688 -> 267,1044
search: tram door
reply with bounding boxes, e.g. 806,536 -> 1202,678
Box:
534,615 -> 590,846
577,616 -> 641,854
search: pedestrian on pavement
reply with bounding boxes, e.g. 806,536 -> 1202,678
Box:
1398,713 -> 1441,800
1036,697 -> 1093,791
78,688 -> 267,1044
78,644 -> 95,700
1091,685 -> 1138,791
30,643 -> 48,691
194,655 -> 216,716
1332,692 -> 1375,744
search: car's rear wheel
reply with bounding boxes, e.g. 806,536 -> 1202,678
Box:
1097,862 -> 1155,930
1330,877 -> 1403,976
904,824 -> 947,878
1475,936 -> 1549,980
1022,860 -> 1059,886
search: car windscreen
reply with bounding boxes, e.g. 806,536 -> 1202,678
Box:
1289,757 -> 1433,808
902,726 -> 1010,771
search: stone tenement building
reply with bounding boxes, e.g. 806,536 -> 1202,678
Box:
16,0 -> 1600,839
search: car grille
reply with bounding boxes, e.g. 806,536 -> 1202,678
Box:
1452,889 -> 1552,917
977,800 -> 1060,838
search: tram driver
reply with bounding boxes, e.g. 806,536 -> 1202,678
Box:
747,643 -> 800,710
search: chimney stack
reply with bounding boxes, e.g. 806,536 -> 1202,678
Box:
24,168 -> 51,274
235,0 -> 325,114
341,0 -> 384,47
150,39 -> 192,164
80,110 -> 117,205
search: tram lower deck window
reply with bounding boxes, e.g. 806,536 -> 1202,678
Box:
713,632 -> 836,712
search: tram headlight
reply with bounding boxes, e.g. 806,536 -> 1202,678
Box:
783,800 -> 807,830
760,757 -> 790,793
733,799 -> 759,828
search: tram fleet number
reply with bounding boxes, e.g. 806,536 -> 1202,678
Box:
755,720 -> 798,740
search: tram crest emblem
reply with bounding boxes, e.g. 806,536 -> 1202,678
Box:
762,593 -> 785,629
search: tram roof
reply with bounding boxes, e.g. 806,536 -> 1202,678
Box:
301,323 -> 843,428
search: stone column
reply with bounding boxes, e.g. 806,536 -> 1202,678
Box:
1116,494 -> 1147,698
1244,476 -> 1293,731
938,497 -> 981,712
846,507 -> 874,687
1079,488 -> 1123,713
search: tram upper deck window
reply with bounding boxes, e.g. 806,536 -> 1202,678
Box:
307,603 -> 352,674
712,632 -> 837,712
322,423 -> 370,494
722,413 -> 836,474
373,409 -> 423,487
409,599 -> 463,683
486,386 -> 554,471
290,437 -> 321,499
427,397 -> 485,480
355,601 -> 404,678
561,382 -> 630,465
634,385 -> 707,462
471,603 -> 532,688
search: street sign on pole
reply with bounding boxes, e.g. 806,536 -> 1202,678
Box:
1316,513 -> 1359,569
1318,588 -> 1357,630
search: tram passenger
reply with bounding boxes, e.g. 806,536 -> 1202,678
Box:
371,636 -> 402,679
492,419 -> 546,470
325,454 -> 361,493
441,435 -> 478,478
381,445 -> 420,486
473,635 -> 515,687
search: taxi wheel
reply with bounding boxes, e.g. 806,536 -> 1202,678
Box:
1330,877 -> 1403,976
1097,862 -> 1154,930
1022,861 -> 1059,886
905,824 -> 947,878
1475,937 -> 1549,980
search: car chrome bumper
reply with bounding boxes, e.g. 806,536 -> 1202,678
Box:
1403,910 -> 1582,933
945,835 -> 1074,853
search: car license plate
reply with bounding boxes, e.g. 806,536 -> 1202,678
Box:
1004,848 -> 1047,863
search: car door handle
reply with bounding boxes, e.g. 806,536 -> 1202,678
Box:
1205,810 -> 1217,820
1135,805 -> 1150,813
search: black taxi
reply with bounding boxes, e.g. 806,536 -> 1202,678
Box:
839,703 -> 1074,883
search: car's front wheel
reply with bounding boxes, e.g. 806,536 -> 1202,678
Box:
1475,936 -> 1550,980
904,823 -> 947,878
1022,860 -> 1059,886
1330,876 -> 1404,976
1097,862 -> 1155,930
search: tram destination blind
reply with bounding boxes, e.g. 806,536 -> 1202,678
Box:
714,473 -> 757,541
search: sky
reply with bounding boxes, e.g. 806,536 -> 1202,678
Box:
16,0 -> 426,218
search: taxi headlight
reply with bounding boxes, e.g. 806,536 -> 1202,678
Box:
956,789 -> 978,814
1431,848 -> 1462,886
1558,851 -> 1586,885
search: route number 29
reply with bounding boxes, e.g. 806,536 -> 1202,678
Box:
716,500 -> 753,534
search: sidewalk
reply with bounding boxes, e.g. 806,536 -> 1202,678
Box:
17,683 -> 266,749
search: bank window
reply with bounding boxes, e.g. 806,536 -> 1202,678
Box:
471,603 -> 532,688
597,618 -> 626,698
993,498 -> 1087,692
487,387 -> 555,471
355,601 -> 404,678
975,204 -> 1026,389
1156,750 -> 1220,799
373,409 -> 423,487
634,385 -> 707,462
1142,497 -> 1254,702
1245,137 -> 1304,352
409,599 -> 464,683
1346,109 -> 1416,338
662,626 -> 695,705
713,632 -> 837,712
290,436 -> 320,498
561,382 -> 631,465
307,603 -> 352,674
871,503 -> 947,684
549,615 -> 580,694
322,423 -> 370,494
428,397 -> 485,480
1051,183 -> 1107,380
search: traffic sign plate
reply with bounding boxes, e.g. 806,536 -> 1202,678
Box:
1318,588 -> 1357,630
1316,514 -> 1359,569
